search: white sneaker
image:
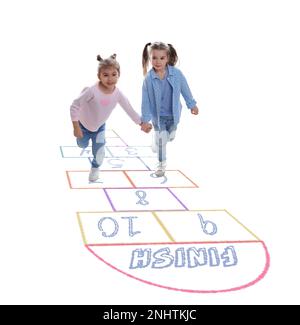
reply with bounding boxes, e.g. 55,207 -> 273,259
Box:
89,167 -> 99,182
155,161 -> 166,177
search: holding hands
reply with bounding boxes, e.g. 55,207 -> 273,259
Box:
140,122 -> 152,133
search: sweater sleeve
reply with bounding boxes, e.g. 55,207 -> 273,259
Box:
141,79 -> 152,123
70,87 -> 94,121
179,70 -> 197,109
118,90 -> 141,124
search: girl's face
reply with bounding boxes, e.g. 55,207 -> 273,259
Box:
98,67 -> 119,92
150,49 -> 168,73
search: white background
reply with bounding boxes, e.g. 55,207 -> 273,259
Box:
0,0 -> 299,304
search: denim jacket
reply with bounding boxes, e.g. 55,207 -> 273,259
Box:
141,65 -> 197,128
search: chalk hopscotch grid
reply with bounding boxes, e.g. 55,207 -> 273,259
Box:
63,128 -> 269,294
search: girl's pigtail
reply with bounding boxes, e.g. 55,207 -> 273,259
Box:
97,54 -> 120,76
142,42 -> 151,76
167,44 -> 178,66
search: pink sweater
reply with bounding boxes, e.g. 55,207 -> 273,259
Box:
70,83 -> 141,132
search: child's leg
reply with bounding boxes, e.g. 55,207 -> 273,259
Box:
90,124 -> 106,168
151,130 -> 158,153
151,121 -> 159,153
168,127 -> 177,142
76,122 -> 91,149
155,132 -> 167,176
165,118 -> 177,142
157,130 -> 168,162
152,122 -> 167,163
157,116 -> 176,162
154,117 -> 176,176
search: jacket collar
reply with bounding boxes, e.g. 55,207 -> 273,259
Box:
149,65 -> 174,79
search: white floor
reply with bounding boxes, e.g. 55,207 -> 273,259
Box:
1,0 -> 300,304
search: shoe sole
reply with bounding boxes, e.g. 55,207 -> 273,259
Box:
155,171 -> 165,177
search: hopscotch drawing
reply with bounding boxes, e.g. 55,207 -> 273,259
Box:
60,129 -> 270,293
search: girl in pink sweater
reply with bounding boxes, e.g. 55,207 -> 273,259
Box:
70,54 -> 151,182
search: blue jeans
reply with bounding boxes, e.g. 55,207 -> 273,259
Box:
76,122 -> 106,168
153,116 -> 177,162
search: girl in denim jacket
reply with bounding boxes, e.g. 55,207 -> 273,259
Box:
141,42 -> 199,176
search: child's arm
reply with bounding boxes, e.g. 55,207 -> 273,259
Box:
118,92 -> 141,124
118,91 -> 152,133
70,88 -> 91,138
140,81 -> 153,132
179,71 -> 198,114
70,98 -> 83,138
72,121 -> 83,138
141,80 -> 152,123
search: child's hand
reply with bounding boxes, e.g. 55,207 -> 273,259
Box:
145,123 -> 153,133
73,127 -> 83,138
191,106 -> 199,115
140,122 -> 152,133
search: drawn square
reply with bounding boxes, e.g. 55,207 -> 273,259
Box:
105,188 -> 187,211
156,210 -> 258,242
67,171 -> 133,189
60,146 -> 112,158
125,170 -> 198,188
99,157 -> 150,171
78,211 -> 170,245
107,146 -> 156,158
